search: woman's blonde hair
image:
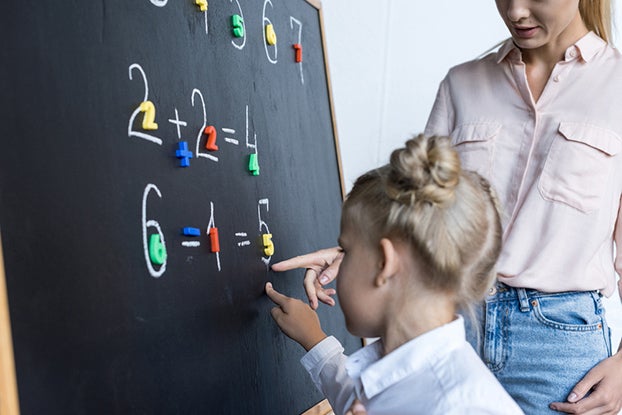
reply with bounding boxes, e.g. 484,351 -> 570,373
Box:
342,135 -> 502,309
579,0 -> 613,43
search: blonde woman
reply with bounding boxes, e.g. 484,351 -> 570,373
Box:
267,135 -> 523,414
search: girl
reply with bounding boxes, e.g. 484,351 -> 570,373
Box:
275,1 -> 622,413
266,135 -> 523,414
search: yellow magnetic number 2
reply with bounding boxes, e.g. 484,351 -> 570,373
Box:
195,0 -> 208,11
265,24 -> 277,45
139,100 -> 158,131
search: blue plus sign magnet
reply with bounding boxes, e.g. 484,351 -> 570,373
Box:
175,141 -> 193,167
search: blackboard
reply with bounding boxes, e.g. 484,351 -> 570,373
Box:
0,1 -> 361,413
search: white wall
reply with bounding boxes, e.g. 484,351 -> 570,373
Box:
321,0 -> 622,350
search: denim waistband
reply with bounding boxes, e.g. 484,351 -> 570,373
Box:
485,282 -> 602,313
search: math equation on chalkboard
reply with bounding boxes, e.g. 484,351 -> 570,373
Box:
127,0 -> 310,278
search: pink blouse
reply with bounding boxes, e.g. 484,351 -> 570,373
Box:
425,32 -> 622,299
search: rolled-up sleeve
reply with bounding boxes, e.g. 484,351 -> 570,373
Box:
300,336 -> 354,415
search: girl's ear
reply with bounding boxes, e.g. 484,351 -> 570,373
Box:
375,238 -> 400,287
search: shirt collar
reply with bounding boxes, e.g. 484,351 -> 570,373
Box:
345,316 -> 466,400
495,31 -> 606,64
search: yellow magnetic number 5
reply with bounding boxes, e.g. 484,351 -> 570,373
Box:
262,234 -> 274,257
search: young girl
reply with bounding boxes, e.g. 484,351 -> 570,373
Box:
266,135 -> 523,414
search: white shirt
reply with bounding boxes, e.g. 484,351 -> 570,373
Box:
425,32 -> 622,299
301,316 -> 523,415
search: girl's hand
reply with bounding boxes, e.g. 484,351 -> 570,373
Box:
271,247 -> 343,310
265,282 -> 327,351
549,352 -> 622,414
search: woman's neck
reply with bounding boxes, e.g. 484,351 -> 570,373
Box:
521,14 -> 588,66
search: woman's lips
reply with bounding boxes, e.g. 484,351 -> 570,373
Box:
514,26 -> 539,38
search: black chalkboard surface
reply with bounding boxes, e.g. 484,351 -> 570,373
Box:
0,1 -> 360,413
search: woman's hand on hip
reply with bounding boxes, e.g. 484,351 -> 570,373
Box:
550,352 -> 622,414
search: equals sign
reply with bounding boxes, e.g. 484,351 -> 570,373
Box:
222,128 -> 239,146
181,227 -> 201,247
235,232 -> 250,247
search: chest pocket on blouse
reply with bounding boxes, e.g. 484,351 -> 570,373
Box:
539,122 -> 621,213
450,122 -> 500,179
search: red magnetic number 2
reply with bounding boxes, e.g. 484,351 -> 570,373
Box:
204,125 -> 218,151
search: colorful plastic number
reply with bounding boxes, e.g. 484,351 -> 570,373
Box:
204,125 -> 218,151
248,153 -> 259,175
209,227 -> 220,253
149,234 -> 167,265
293,43 -> 302,62
139,100 -> 158,131
232,14 -> 244,38
195,0 -> 208,11
262,234 -> 274,257
265,24 -> 277,45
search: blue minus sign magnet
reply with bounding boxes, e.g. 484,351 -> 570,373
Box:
182,227 -> 201,237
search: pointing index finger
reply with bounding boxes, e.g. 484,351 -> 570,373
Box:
265,282 -> 289,306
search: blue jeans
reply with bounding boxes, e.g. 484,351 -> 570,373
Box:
466,282 -> 612,414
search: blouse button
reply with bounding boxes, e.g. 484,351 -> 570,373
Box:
553,75 -> 560,82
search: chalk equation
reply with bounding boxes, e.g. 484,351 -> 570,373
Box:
142,183 -> 274,278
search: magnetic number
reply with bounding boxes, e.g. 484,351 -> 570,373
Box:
262,0 -> 277,64
265,24 -> 277,46
229,0 -> 246,50
195,0 -> 207,11
204,126 -> 218,151
139,101 -> 158,130
142,184 -> 167,277
149,234 -> 167,265
262,234 -> 274,257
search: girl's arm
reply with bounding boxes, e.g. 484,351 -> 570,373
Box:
265,283 -> 356,415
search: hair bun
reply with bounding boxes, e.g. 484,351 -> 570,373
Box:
387,135 -> 460,207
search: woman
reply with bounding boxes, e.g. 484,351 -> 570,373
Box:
273,1 -> 622,413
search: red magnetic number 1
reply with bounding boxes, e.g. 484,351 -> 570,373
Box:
204,125 -> 218,151
293,44 -> 302,63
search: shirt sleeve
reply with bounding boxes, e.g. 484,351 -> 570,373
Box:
300,336 -> 355,415
424,76 -> 454,137
614,194 -> 622,302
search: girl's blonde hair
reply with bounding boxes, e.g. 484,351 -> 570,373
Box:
343,135 -> 502,310
579,0 -> 613,43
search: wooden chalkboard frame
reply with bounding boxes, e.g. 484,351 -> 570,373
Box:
0,232 -> 20,415
0,0 -> 353,413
